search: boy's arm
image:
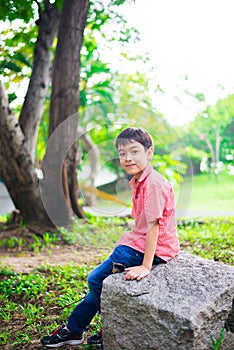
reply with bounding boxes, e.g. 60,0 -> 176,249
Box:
124,220 -> 159,281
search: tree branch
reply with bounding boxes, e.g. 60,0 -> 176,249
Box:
19,4 -> 60,162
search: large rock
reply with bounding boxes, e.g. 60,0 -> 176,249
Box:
101,251 -> 234,350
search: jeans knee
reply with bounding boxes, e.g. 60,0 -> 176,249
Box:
87,270 -> 98,290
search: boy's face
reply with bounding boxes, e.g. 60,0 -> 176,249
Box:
117,140 -> 153,179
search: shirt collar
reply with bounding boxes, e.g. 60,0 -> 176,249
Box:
129,163 -> 153,188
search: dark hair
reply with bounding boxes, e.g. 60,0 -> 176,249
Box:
115,127 -> 154,150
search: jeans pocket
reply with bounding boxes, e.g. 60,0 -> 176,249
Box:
112,262 -> 126,273
113,245 -> 144,267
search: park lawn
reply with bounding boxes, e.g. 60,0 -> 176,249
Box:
0,215 -> 233,348
175,171 -> 234,215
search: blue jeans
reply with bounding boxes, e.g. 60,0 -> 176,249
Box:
67,245 -> 163,335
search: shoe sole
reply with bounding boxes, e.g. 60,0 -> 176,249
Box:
88,345 -> 102,349
44,337 -> 84,348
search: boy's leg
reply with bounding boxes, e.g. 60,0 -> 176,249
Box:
67,254 -> 114,334
66,292 -> 98,335
40,256 -> 114,347
87,245 -> 147,346
87,247 -> 165,347
41,245 -> 149,347
67,245 -> 145,334
87,245 -> 146,311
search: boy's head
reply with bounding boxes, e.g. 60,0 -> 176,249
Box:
115,127 -> 154,151
115,128 -> 154,179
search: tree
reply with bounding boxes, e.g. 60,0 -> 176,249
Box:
19,2 -> 60,161
0,0 -> 138,225
0,1 -> 61,225
42,0 -> 89,225
0,80 -> 49,223
0,0 -> 89,225
180,94 -> 234,179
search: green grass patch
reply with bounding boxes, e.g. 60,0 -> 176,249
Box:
0,264 -> 98,348
0,215 -> 233,348
175,171 -> 234,214
178,216 -> 234,265
61,214 -> 131,249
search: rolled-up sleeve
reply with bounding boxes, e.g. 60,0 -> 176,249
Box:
143,184 -> 167,224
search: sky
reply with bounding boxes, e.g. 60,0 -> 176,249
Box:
117,0 -> 234,125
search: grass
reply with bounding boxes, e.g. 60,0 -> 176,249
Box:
0,264 -> 99,349
175,171 -> 234,215
178,216 -> 234,265
0,215 -> 233,348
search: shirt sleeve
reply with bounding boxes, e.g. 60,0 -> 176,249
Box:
142,182 -> 167,224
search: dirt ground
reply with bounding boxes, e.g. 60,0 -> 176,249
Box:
0,223 -> 108,273
1,245 -> 106,273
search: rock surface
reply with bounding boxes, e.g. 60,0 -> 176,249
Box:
101,251 -> 234,350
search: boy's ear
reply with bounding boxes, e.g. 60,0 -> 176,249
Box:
147,147 -> 154,160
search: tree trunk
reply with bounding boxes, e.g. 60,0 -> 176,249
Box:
215,130 -> 221,164
0,81 -> 50,224
19,2 -> 60,162
205,137 -> 215,164
78,126 -> 101,205
0,3 -> 61,225
44,0 -> 89,225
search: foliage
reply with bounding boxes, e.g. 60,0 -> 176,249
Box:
0,22 -> 36,103
222,115 -> 234,162
210,328 -> 225,350
0,0 -> 138,106
0,0 -> 35,22
60,214 -> 131,248
0,0 -> 141,162
35,97 -> 50,161
0,215 -> 233,347
180,94 -> 234,170
172,146 -> 208,175
151,154 -> 187,186
0,0 -> 185,191
0,228 -> 59,252
0,264 -> 97,347
178,217 -> 234,265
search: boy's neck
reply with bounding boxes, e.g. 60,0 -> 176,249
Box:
134,163 -> 150,181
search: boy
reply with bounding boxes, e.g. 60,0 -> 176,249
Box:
41,127 -> 180,348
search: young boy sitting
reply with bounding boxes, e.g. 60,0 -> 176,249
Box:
41,127 -> 180,348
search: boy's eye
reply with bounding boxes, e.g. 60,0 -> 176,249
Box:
119,153 -> 125,158
132,151 -> 138,154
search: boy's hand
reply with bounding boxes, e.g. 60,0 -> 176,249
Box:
124,265 -> 150,281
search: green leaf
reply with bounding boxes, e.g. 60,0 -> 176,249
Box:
14,52 -> 32,68
8,92 -> 17,103
0,0 -> 35,22
0,61 -> 22,73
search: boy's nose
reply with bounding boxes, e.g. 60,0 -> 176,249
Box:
125,152 -> 132,161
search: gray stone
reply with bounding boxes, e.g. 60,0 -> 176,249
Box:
101,251 -> 234,350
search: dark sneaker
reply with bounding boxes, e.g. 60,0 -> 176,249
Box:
87,330 -> 102,346
41,326 -> 84,348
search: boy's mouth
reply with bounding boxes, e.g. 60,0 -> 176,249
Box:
126,164 -> 136,168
